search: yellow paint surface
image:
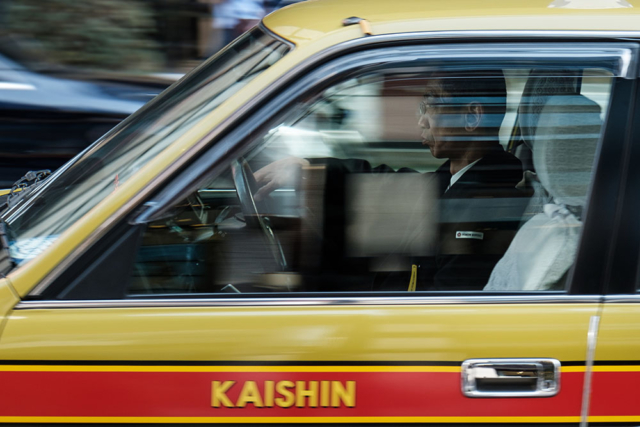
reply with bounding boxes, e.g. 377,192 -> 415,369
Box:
0,278 -> 18,338
264,0 -> 640,47
0,304 -> 597,362
596,304 -> 640,361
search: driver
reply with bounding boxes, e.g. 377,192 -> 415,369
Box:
254,70 -> 524,290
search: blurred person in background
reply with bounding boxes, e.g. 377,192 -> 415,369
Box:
213,0 -> 265,47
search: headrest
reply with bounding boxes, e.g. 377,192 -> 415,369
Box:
533,95 -> 602,207
518,71 -> 582,150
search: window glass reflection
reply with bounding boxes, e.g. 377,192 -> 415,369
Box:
129,67 -> 612,295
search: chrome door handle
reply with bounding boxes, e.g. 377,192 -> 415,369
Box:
461,358 -> 560,397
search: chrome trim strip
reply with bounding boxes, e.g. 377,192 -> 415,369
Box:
15,295 -> 602,310
25,30 -> 640,297
461,358 -> 560,398
603,294 -> 640,303
580,315 -> 600,427
366,30 -> 640,40
198,188 -> 295,194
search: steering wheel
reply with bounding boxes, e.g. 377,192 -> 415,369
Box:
231,158 -> 287,270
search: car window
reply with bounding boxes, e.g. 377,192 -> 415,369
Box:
123,65 -> 613,296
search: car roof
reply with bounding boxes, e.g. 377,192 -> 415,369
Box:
263,0 -> 640,47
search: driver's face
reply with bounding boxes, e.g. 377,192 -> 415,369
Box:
418,80 -> 467,160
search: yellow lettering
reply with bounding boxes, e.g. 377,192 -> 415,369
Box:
331,381 -> 356,407
236,381 -> 264,408
211,381 -> 235,407
264,380 -> 275,407
213,379 -> 354,409
275,380 -> 295,407
320,380 -> 330,407
296,381 -> 318,407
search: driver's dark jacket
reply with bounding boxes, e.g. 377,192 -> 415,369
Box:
306,146 -> 524,291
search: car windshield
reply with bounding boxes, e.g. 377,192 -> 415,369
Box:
1,27 -> 290,270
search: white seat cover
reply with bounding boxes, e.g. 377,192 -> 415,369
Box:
485,94 -> 601,291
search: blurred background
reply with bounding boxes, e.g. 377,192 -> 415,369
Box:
0,0 -> 303,187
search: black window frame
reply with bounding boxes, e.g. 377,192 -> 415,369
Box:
603,71 -> 640,295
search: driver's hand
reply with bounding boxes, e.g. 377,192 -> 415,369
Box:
254,156 -> 310,201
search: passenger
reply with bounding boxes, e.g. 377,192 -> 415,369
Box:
254,71 -> 524,290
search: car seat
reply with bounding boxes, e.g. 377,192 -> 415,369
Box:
509,70 -> 583,171
510,70 -> 584,223
484,94 -> 602,291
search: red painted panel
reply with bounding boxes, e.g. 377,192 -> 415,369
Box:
590,371 -> 640,416
0,370 -> 584,418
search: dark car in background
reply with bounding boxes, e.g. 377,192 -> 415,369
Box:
0,51 -> 170,187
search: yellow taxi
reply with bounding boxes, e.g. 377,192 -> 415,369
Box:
1,0 -> 640,424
